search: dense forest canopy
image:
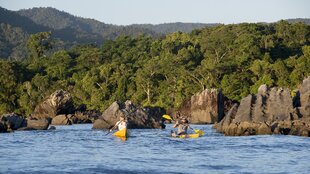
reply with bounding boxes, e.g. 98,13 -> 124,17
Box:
0,19 -> 309,116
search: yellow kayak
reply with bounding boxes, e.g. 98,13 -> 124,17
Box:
171,132 -> 201,139
113,128 -> 128,141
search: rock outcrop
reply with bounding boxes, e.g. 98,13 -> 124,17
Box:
51,115 -> 72,125
32,90 -> 75,120
299,77 -> 310,118
32,90 -> 102,124
0,113 -> 50,132
92,100 -> 165,129
176,88 -> 228,124
214,76 -> 310,137
24,118 -> 49,130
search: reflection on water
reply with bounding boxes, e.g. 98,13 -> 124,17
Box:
0,124 -> 310,174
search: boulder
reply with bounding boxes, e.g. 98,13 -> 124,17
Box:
0,114 -> 50,132
32,90 -> 75,119
93,119 -> 111,129
299,76 -> 310,118
175,88 -> 237,124
1,113 -> 26,130
51,115 -> 72,125
26,119 -> 49,130
190,89 -> 225,124
92,100 -> 165,129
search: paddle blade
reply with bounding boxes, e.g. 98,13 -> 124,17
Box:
194,129 -> 205,136
162,114 -> 173,120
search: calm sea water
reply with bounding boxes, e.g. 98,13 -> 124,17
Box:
0,124 -> 309,174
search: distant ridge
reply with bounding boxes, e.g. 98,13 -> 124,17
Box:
0,6 -> 309,60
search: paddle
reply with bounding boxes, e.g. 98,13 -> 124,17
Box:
162,114 -> 173,120
106,119 -> 127,136
190,127 -> 205,136
161,115 -> 205,135
105,124 -> 119,135
105,130 -> 112,135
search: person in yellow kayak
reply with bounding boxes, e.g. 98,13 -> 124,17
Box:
172,117 -> 192,136
109,115 -> 128,132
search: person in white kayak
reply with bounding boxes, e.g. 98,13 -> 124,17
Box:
109,115 -> 128,132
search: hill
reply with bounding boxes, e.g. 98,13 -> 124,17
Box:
1,6 -> 309,60
1,7 -> 215,60
286,18 -> 310,25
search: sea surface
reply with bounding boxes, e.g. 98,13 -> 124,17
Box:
0,124 -> 309,174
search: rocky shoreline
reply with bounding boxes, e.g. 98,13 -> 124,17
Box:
1,77 -> 309,137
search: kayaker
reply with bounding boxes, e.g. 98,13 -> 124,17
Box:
172,117 -> 192,135
109,115 -> 128,132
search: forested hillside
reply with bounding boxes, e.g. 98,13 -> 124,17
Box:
0,7 -> 159,60
0,20 -> 309,116
1,7 -> 218,60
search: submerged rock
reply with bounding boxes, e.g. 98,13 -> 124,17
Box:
48,126 -> 56,130
92,100 -> 165,129
214,76 -> 310,137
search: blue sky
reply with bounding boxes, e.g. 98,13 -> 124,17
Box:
1,0 -> 309,25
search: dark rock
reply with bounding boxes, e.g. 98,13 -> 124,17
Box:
0,122 -> 8,133
48,126 -> 56,130
223,99 -> 238,117
0,114 -> 50,132
214,103 -> 238,133
32,90 -> 75,119
73,111 -> 97,124
1,113 -> 26,130
51,115 -> 72,125
92,100 -> 165,129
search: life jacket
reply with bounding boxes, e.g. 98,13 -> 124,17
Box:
116,120 -> 127,130
177,123 -> 189,135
